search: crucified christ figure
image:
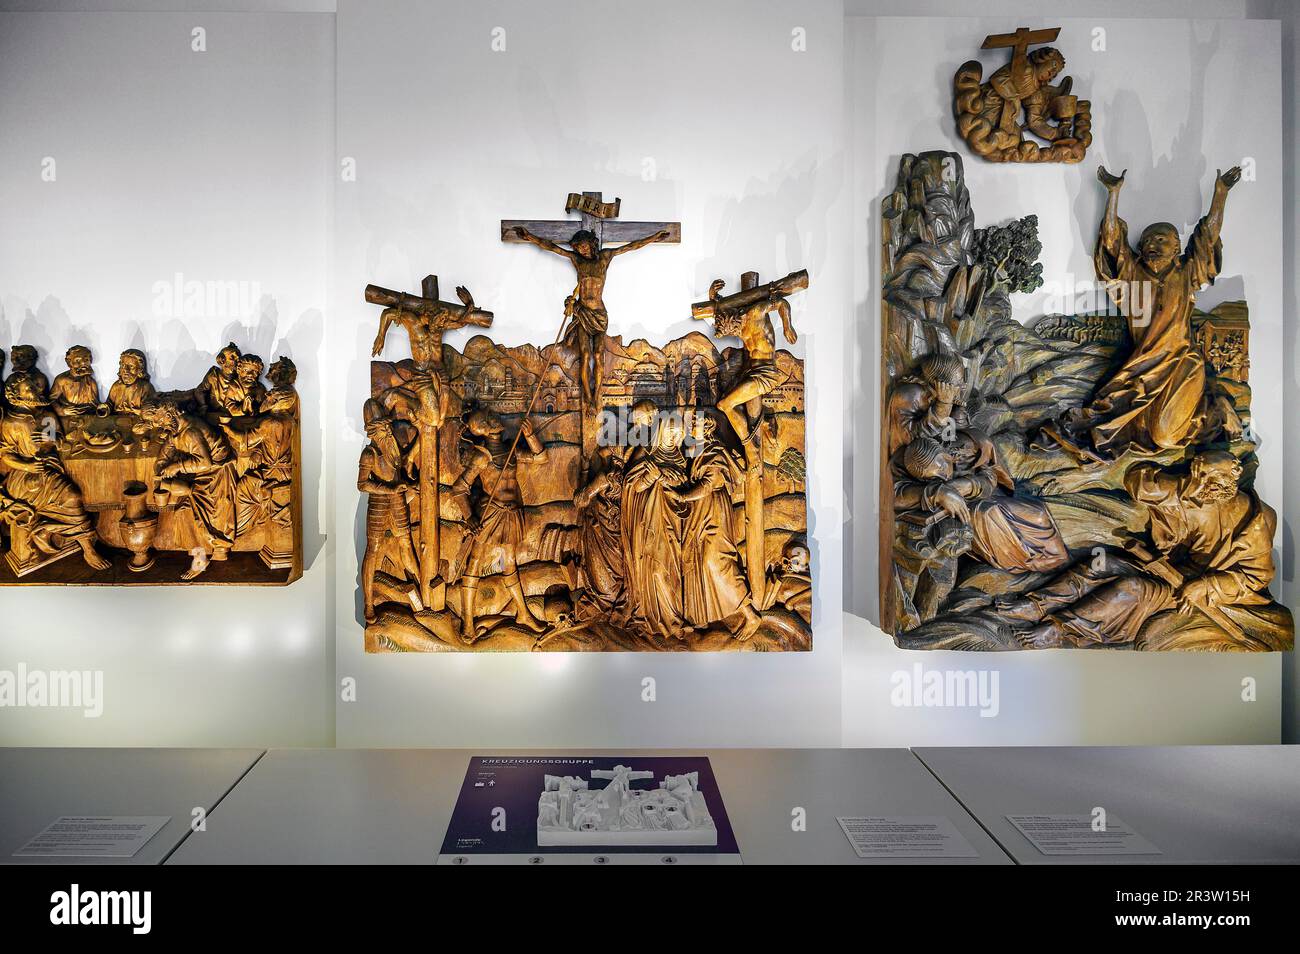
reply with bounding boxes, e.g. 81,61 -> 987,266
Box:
510,225 -> 671,402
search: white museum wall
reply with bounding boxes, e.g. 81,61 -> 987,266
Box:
843,13 -> 1287,745
0,11 -> 335,746
332,0 -> 848,747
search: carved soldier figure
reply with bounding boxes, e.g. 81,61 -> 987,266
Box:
49,345 -> 105,421
107,349 -> 157,414
1012,452 -> 1289,650
449,410 -> 548,643
139,399 -> 238,579
511,225 -> 671,401
0,376 -> 110,570
195,343 -> 244,418
1062,166 -> 1242,457
357,405 -> 420,623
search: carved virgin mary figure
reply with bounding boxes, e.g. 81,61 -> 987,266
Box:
676,410 -> 759,638
620,401 -> 689,640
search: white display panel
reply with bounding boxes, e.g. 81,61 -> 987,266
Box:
331,0 -> 848,746
0,11 -> 334,746
843,15 -> 1285,744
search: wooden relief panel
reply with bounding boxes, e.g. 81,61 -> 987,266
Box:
0,344 -> 303,585
360,194 -> 812,652
953,26 -> 1092,164
880,152 -> 1292,651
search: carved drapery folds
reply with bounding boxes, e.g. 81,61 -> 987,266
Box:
360,197 -> 813,652
0,343 -> 302,584
880,152 -> 1292,652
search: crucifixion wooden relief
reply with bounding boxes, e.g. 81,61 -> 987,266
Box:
360,192 -> 811,652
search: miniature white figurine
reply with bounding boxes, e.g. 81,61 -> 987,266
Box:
536,764 -> 717,846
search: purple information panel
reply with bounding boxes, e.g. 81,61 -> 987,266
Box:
438,756 -> 741,865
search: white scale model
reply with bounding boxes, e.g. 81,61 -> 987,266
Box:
537,764 -> 718,847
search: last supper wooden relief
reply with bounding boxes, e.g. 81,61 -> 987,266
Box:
880,152 -> 1292,652
0,342 -> 303,585
360,193 -> 812,652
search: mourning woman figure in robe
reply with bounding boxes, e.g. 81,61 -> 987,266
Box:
620,402 -> 689,640
674,410 -> 760,639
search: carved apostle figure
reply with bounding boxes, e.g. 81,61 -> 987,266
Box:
885,354 -> 971,458
4,345 -> 50,404
139,399 -> 238,579
195,343 -> 244,418
231,354 -> 268,417
107,349 -> 158,414
235,358 -> 298,539
449,410 -> 548,643
674,410 -> 759,639
1062,166 -> 1241,456
896,432 -> 1069,576
1011,452 -> 1288,650
0,375 -> 110,571
620,402 -> 690,640
357,405 -> 420,623
49,345 -> 105,421
511,225 -> 671,402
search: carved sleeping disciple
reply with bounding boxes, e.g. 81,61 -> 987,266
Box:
894,434 -> 1069,578
886,353 -> 969,458
1008,453 -> 1291,651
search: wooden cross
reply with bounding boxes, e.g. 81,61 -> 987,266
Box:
500,191 -> 681,248
981,26 -> 1060,57
363,274 -> 493,612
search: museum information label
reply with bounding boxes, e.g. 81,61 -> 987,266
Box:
438,756 -> 741,864
836,815 -> 978,858
13,815 -> 170,858
1006,814 -> 1162,856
